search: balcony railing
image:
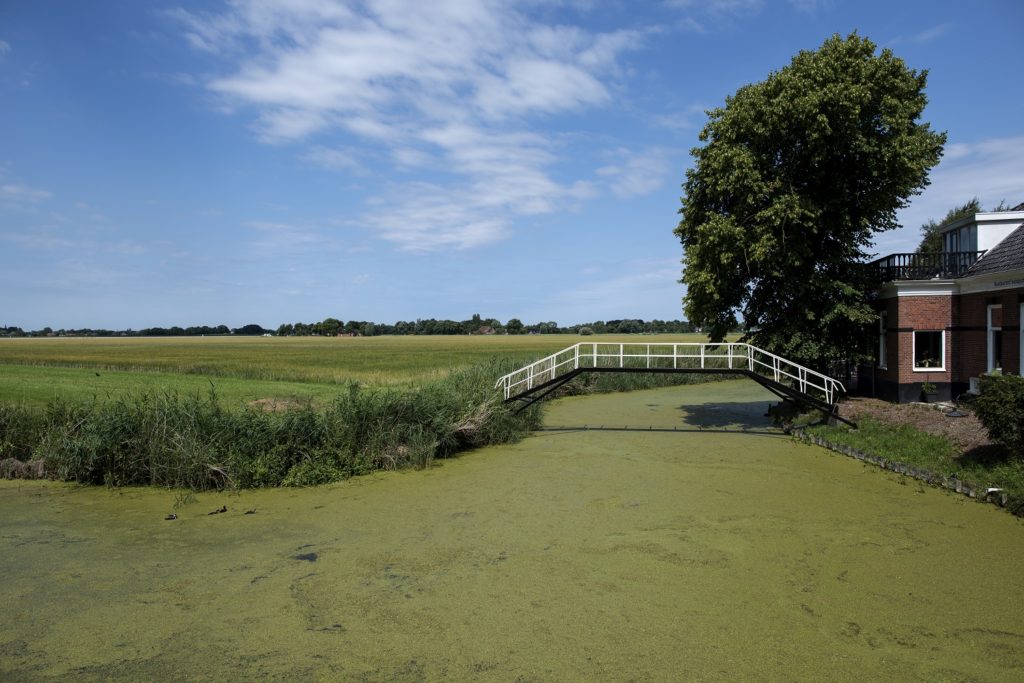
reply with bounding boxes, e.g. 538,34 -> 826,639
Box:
867,251 -> 985,286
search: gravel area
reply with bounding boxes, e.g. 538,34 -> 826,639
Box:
837,397 -> 992,454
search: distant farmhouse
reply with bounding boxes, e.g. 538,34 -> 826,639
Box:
861,203 -> 1024,402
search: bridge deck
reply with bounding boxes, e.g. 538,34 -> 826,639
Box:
495,342 -> 851,426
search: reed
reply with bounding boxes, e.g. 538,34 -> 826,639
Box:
0,338 -> 729,489
0,359 -> 541,489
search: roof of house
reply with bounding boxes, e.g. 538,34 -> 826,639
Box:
965,221 -> 1024,276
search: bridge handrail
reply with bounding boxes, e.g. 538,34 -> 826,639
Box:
494,342 -> 845,405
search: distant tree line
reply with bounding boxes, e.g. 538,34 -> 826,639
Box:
277,314 -> 695,336
1,316 -> 698,338
0,324 -> 255,338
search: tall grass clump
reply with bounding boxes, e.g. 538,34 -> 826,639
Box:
0,403 -> 44,461
0,359 -> 541,489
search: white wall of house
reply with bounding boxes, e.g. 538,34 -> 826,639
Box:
978,212 -> 1024,251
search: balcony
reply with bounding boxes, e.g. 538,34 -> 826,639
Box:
867,251 -> 986,287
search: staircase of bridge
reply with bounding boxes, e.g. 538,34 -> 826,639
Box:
495,342 -> 851,425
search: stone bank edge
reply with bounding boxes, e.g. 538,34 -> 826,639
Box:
789,428 -> 1016,513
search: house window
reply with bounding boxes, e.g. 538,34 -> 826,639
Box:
877,312 -> 887,369
913,330 -> 944,371
960,225 -> 977,252
943,230 -> 953,253
988,304 -> 1003,372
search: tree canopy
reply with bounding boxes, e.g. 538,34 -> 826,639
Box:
675,33 -> 945,369
915,198 -> 981,253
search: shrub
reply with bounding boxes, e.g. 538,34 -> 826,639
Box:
974,374 -> 1024,458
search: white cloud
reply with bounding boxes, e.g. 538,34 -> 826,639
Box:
597,147 -> 677,198
653,103 -> 709,130
540,258 -> 684,322
302,145 -> 362,172
1,232 -> 74,250
475,58 -> 610,119
913,23 -> 951,44
358,183 -> 516,252
253,107 -> 329,143
245,220 -> 338,253
173,0 -> 647,250
1,183 -> 52,203
876,135 -> 1024,254
0,40 -> 10,58
110,241 -> 149,255
663,0 -> 763,17
788,0 -> 826,13
391,147 -> 432,169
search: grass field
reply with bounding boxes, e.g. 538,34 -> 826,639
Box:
0,334 -> 713,407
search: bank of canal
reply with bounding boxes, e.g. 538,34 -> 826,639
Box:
2,379 -> 1022,680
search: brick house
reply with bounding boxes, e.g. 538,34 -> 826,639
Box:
861,205 -> 1024,402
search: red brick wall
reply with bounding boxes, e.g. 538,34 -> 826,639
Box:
864,286 -> 1023,401
955,291 -> 986,383
955,288 -> 1023,379
1005,294 -> 1021,375
895,296 -> 952,385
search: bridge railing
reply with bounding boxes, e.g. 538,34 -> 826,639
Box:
494,342 -> 845,405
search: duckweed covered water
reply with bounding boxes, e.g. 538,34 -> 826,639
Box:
2,379 -> 1023,680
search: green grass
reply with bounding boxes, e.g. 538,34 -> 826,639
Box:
0,364 -> 348,409
806,417 -> 958,466
0,333 -> 716,406
806,417 -> 1024,513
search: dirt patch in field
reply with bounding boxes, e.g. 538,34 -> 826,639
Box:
0,458 -> 45,479
248,397 -> 308,412
837,397 -> 992,453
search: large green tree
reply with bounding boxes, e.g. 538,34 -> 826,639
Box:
675,33 -> 945,369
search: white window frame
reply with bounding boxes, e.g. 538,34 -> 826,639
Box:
912,329 -> 945,372
878,312 -> 887,369
988,304 -> 1002,372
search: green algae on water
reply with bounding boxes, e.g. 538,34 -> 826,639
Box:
2,379 -> 1023,680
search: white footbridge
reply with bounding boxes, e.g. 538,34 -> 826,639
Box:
495,342 -> 851,425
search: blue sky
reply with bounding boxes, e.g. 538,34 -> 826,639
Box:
2,0 -> 1023,330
